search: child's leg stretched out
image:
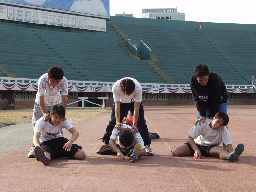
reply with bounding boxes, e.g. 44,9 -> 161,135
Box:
206,144 -> 244,162
171,144 -> 194,156
208,146 -> 230,160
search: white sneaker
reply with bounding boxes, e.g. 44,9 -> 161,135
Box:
129,144 -> 141,163
145,145 -> 154,156
27,146 -> 36,158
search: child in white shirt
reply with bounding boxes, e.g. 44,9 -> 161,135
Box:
33,104 -> 85,166
28,66 -> 68,158
109,118 -> 147,163
172,112 -> 244,162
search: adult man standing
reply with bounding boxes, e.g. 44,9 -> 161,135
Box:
190,64 -> 228,125
97,77 -> 154,155
28,66 -> 68,158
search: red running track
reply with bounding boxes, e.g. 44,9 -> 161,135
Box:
0,107 -> 255,192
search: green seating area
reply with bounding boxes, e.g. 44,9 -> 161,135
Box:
1,17 -> 256,84
109,16 -> 256,84
0,20 -> 164,83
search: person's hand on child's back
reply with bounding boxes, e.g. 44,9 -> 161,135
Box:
114,123 -> 122,130
195,116 -> 206,126
43,113 -> 50,121
132,126 -> 139,134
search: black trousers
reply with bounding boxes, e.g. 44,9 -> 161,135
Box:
102,102 -> 151,146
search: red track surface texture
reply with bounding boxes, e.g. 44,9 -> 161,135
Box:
0,107 -> 255,192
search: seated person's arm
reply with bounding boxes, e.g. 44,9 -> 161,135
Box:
63,127 -> 79,151
109,139 -> 119,153
188,136 -> 202,159
109,138 -> 125,161
33,132 -> 41,147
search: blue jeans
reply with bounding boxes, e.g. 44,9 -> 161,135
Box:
102,102 -> 151,146
197,102 -> 227,119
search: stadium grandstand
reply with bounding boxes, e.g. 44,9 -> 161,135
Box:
0,0 -> 256,109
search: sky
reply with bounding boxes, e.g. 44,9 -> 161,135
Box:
110,0 -> 256,24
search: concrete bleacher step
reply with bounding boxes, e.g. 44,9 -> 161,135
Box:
1,18 -> 255,84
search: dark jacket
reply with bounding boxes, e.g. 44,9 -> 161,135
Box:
190,73 -> 228,118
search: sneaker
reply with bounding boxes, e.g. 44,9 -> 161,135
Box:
149,132 -> 160,140
28,146 -> 36,158
145,145 -> 154,156
34,146 -> 50,166
129,144 -> 141,163
228,144 -> 244,162
96,144 -> 117,155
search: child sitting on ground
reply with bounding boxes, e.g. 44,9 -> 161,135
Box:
109,118 -> 147,163
33,104 -> 86,166
171,112 -> 244,162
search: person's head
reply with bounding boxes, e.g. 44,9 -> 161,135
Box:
211,112 -> 229,130
50,104 -> 66,126
120,78 -> 135,96
119,128 -> 134,148
194,64 -> 209,86
48,66 -> 64,87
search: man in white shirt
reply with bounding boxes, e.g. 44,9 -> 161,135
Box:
172,112 -> 244,162
97,77 -> 153,156
28,66 -> 68,158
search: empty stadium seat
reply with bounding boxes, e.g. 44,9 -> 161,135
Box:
1,17 -> 256,84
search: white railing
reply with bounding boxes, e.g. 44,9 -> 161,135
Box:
67,97 -> 108,109
252,76 -> 256,91
0,77 -> 253,94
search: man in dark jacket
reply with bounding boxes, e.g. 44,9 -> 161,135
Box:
190,64 -> 228,125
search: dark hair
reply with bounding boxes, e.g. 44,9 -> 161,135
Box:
194,64 -> 209,77
214,112 -> 229,126
119,128 -> 134,148
48,66 -> 64,80
120,78 -> 135,96
51,104 -> 66,118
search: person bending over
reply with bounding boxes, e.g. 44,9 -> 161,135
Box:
97,77 -> 153,156
190,64 -> 228,125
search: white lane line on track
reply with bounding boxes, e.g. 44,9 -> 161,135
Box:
145,113 -> 209,192
61,145 -> 98,191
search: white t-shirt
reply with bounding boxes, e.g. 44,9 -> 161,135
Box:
112,77 -> 142,103
35,73 -> 68,106
189,119 -> 232,146
34,117 -> 73,143
110,124 -> 145,149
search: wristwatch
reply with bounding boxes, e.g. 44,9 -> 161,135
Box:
69,138 -> 74,143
